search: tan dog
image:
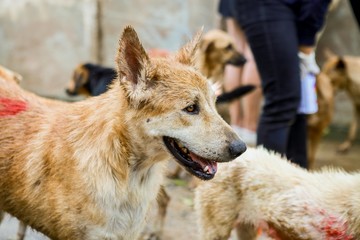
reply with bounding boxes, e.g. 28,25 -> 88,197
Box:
319,54 -> 360,154
63,29 -> 248,239
197,29 -> 246,86
0,26 -> 245,240
195,147 -> 360,240
307,72 -> 335,169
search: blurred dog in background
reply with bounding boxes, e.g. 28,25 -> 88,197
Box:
319,52 -> 360,154
66,63 -> 116,97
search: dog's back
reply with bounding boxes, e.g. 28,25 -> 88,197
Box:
195,147 -> 360,240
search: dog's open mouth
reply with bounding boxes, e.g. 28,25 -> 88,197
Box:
163,136 -> 217,180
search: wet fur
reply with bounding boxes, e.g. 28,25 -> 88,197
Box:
195,147 -> 360,240
0,26 -> 243,240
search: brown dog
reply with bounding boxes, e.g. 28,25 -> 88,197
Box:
0,26 -> 245,240
195,147 -> 360,240
197,29 -> 246,85
319,53 -> 360,154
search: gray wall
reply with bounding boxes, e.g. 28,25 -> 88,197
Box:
0,0 -> 218,98
1,0 -> 359,126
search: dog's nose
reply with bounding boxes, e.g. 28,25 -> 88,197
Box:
229,140 -> 247,158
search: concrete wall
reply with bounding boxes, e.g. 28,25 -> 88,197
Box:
0,0 -> 359,126
0,0 -> 218,98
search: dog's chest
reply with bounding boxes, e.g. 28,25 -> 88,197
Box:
87,162 -> 166,239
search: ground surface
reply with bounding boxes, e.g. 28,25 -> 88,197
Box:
0,126 -> 359,240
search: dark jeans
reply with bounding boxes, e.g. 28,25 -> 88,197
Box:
230,0 -> 308,168
349,0 -> 360,30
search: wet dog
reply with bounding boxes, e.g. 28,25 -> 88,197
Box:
0,26 -> 245,239
195,147 -> 360,240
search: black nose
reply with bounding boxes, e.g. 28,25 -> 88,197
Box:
229,140 -> 247,158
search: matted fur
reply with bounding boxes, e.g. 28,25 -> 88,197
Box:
195,147 -> 360,240
0,26 -> 244,240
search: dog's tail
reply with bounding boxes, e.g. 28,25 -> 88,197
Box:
216,85 -> 256,104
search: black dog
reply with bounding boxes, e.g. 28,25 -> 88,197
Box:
66,63 -> 117,97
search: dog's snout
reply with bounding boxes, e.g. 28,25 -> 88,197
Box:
229,140 -> 247,158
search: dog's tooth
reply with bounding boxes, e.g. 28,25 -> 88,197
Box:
203,166 -> 209,173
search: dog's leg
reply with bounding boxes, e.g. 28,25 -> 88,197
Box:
16,221 -> 27,240
235,222 -> 257,240
195,183 -> 239,240
338,103 -> 359,153
154,186 -> 170,238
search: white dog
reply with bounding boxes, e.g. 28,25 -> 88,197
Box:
195,147 -> 360,240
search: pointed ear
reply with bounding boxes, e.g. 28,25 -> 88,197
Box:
116,26 -> 150,86
175,28 -> 203,66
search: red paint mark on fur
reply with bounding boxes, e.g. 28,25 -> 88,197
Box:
319,214 -> 354,240
0,98 -> 27,117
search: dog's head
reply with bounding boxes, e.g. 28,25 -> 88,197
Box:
116,26 -> 246,180
65,64 -> 91,96
198,29 -> 246,76
321,55 -> 348,91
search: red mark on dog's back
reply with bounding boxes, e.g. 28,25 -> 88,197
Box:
320,215 -> 354,240
0,98 -> 27,117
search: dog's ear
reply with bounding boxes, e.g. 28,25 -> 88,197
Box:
335,57 -> 346,70
116,26 -> 150,86
200,41 -> 215,55
175,28 -> 203,66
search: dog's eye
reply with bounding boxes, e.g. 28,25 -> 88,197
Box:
225,44 -> 232,51
183,104 -> 199,115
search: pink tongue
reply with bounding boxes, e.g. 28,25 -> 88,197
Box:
189,152 -> 218,174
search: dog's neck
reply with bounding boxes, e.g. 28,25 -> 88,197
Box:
58,84 -> 168,195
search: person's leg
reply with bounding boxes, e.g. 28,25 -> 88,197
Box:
231,0 -> 301,157
240,42 -> 262,133
287,114 -> 308,168
349,0 -> 360,30
223,18 -> 246,129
